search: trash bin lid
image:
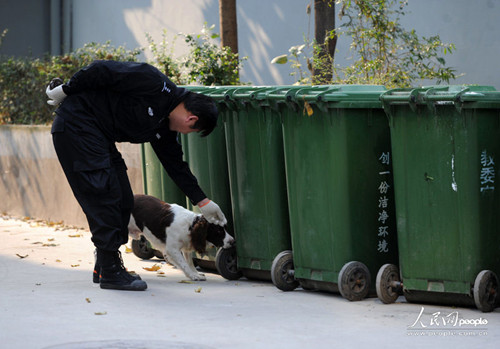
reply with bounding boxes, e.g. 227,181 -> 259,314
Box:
289,85 -> 388,109
380,85 -> 500,109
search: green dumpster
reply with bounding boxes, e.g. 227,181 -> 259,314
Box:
141,143 -> 186,206
379,85 -> 500,312
181,86 -> 234,271
214,86 -> 295,281
270,85 -> 399,301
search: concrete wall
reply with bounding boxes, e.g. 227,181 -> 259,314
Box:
0,125 -> 143,227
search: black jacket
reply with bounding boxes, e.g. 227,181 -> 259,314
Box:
56,60 -> 206,204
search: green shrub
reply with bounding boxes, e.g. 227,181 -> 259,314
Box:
0,41 -> 142,125
182,24 -> 244,86
146,30 -> 185,85
0,57 -> 50,124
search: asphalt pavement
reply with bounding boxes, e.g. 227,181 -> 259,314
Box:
0,215 -> 498,349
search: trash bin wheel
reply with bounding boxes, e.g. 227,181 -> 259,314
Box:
215,247 -> 242,280
376,264 -> 401,304
271,250 -> 299,292
131,236 -> 155,260
338,261 -> 371,301
473,270 -> 499,312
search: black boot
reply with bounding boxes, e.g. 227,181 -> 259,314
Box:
93,249 -> 142,284
97,249 -> 147,291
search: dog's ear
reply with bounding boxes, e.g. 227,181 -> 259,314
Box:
190,217 -> 209,254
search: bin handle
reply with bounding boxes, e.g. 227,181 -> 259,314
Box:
285,88 -> 331,112
422,86 -> 466,101
422,86 -> 469,112
380,88 -> 422,114
231,86 -> 273,99
259,87 -> 305,112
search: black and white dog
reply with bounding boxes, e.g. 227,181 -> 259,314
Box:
128,194 -> 234,281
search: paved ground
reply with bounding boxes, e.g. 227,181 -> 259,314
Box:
0,215 -> 498,349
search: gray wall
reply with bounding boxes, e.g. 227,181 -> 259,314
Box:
400,0 -> 500,88
0,0 -> 52,56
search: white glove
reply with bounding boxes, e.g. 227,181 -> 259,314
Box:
46,84 -> 67,106
198,200 -> 227,226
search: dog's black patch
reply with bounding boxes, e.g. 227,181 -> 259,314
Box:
131,194 -> 174,243
189,217 -> 229,254
189,216 -> 209,254
206,224 -> 228,247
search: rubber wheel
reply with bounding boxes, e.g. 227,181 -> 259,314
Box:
376,264 -> 401,304
131,236 -> 155,260
474,270 -> 499,312
338,261 -> 371,301
215,247 -> 242,280
271,250 -> 299,292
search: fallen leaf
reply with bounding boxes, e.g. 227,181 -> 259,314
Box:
178,280 -> 193,284
68,234 -> 82,238
94,312 -> 107,316
143,264 -> 161,272
42,243 -> 59,247
304,101 -> 314,116
47,238 -> 55,242
195,287 -> 202,293
31,242 -> 43,245
55,259 -> 62,263
71,264 -> 80,268
85,298 -> 91,303
47,221 -> 63,227
124,246 -> 132,253
16,254 -> 28,259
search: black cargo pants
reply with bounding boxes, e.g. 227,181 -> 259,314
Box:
51,115 -> 134,251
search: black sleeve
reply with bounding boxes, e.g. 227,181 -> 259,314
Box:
62,60 -> 164,96
150,130 -> 207,205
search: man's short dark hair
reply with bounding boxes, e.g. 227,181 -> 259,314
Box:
184,92 -> 219,137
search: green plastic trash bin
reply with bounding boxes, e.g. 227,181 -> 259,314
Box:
271,85 -> 399,301
215,86 -> 295,281
181,86 -> 235,271
379,85 -> 500,312
141,143 -> 186,206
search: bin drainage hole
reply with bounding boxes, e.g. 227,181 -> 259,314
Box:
42,339 -> 215,349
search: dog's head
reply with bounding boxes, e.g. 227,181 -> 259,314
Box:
190,216 -> 235,254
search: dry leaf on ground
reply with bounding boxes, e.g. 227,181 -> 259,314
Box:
143,264 -> 161,272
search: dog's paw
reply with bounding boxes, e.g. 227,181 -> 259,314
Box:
189,273 -> 207,281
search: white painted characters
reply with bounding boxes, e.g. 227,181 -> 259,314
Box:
377,152 -> 391,253
480,150 -> 495,192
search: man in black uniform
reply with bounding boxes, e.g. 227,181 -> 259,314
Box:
46,60 -> 227,291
